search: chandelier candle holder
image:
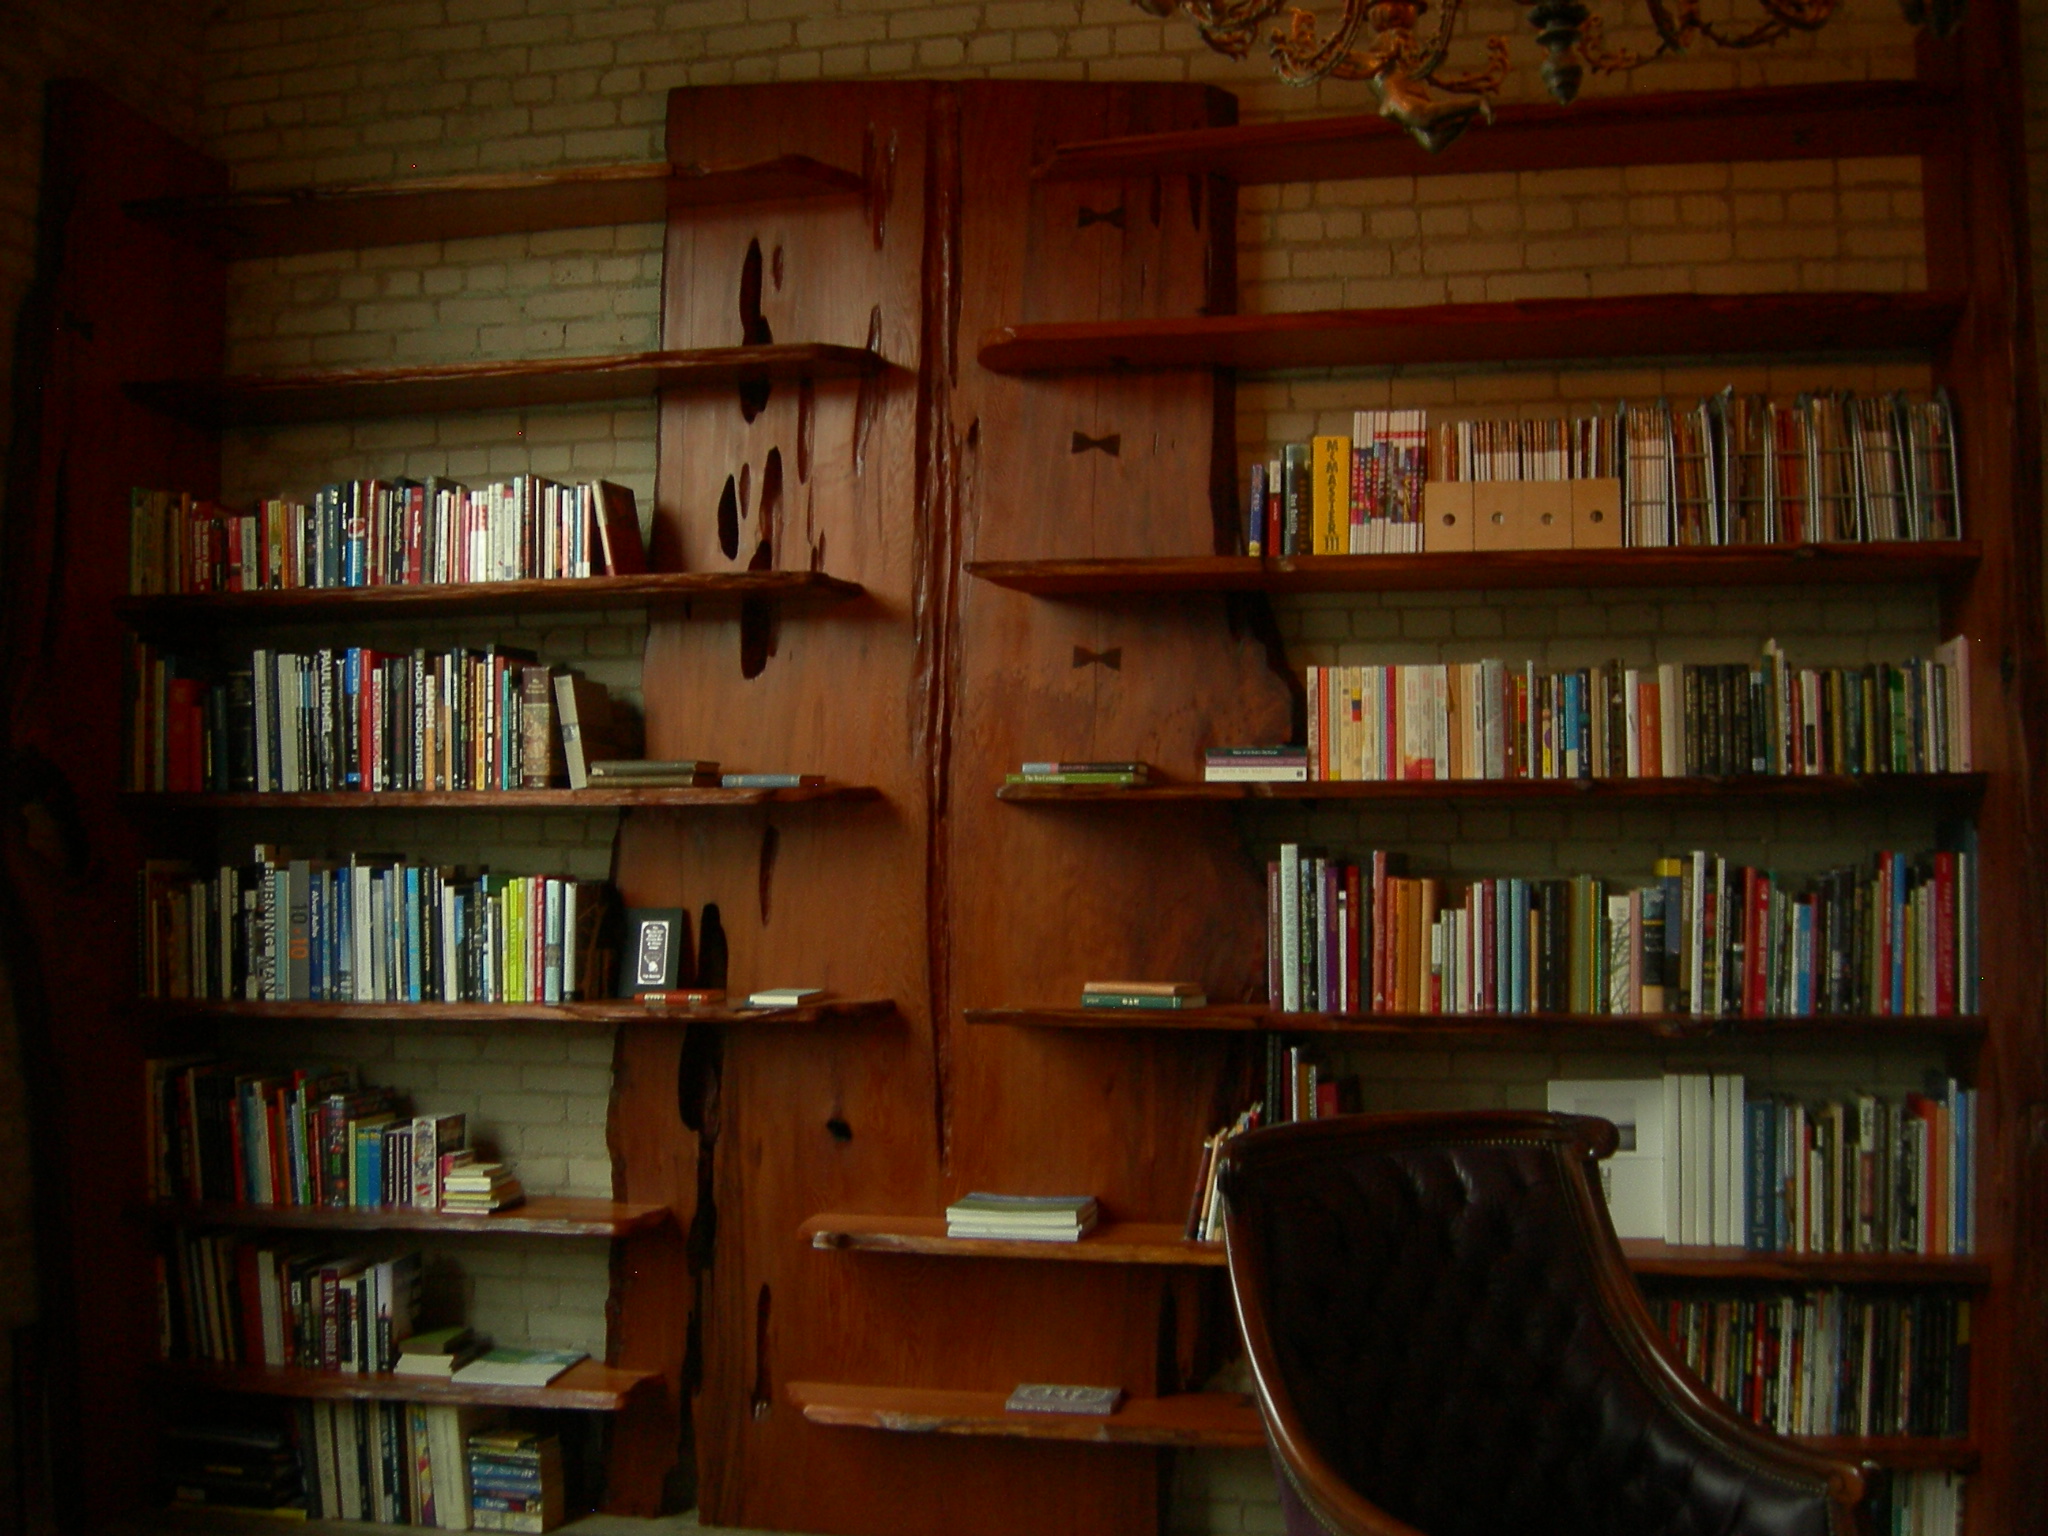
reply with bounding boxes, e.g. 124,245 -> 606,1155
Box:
1133,0 -> 1966,150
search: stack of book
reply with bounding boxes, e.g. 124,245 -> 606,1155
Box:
467,1429 -> 566,1533
1298,637 -> 1971,783
1267,835 -> 1980,1020
452,1347 -> 587,1387
1004,761 -> 1150,787
1203,746 -> 1307,783
945,1193 -> 1100,1243
293,1399 -> 500,1525
145,1058 -> 469,1210
128,474 -> 643,595
1080,980 -> 1206,1010
440,1153 -> 525,1214
139,848 -> 607,1004
157,1241 -> 420,1370
1546,1075 -> 1977,1254
165,1418 -> 303,1517
126,645 -> 621,795
1651,1288 -> 1969,1440
395,1325 -> 488,1378
585,758 -> 720,788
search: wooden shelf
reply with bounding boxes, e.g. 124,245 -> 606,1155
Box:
1621,1241 -> 1990,1286
802,1213 -> 1224,1266
1037,81 -> 1952,185
158,1359 -> 657,1411
124,784 -> 881,811
787,1383 -> 1265,1448
127,155 -> 863,259
966,1007 -> 1989,1047
999,774 -> 1984,806
142,996 -> 896,1028
790,1381 -> 1970,1466
142,1195 -> 672,1238
978,292 -> 1963,375
966,543 -> 1980,596
117,569 -> 864,628
802,1217 -> 1989,1286
128,343 -> 892,428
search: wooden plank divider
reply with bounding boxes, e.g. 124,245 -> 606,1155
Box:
141,996 -> 897,1028
117,569 -> 864,627
998,774 -> 1985,806
128,343 -> 893,429
126,155 -> 864,260
787,1383 -> 1266,1448
965,544 -> 1981,597
1036,81 -> 1954,185
978,292 -> 1965,374
1620,1240 -> 1990,1286
140,1196 -> 674,1238
158,1359 -> 660,1411
122,785 -> 882,811
965,1007 -> 1989,1045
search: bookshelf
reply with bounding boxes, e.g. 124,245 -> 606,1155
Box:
124,784 -> 882,810
159,1360 -> 660,1412
15,68 -> 2038,1536
140,997 -> 898,1029
143,1196 -> 674,1238
995,773 -> 1987,806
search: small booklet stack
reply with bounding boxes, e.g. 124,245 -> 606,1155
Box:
1005,760 -> 1150,787
1205,746 -> 1307,782
1081,980 -> 1207,1010
394,1324 -> 488,1378
467,1428 -> 566,1533
585,759 -> 720,788
453,1347 -> 588,1388
946,1192 -> 1100,1243
441,1153 -> 525,1214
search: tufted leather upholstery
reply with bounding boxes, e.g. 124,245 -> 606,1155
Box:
1221,1112 -> 1868,1536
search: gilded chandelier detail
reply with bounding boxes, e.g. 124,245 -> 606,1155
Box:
1131,0 -> 1965,151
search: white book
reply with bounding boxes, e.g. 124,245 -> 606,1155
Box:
1279,843 -> 1302,1012
1623,669 -> 1642,777
1715,1073 -> 1744,1247
1661,1074 -> 1684,1245
1548,1078 -> 1666,1240
1606,896 -> 1632,1015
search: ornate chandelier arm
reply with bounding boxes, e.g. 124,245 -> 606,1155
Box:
1693,0 -> 1843,47
1169,0 -> 1296,60
1269,0 -> 1383,86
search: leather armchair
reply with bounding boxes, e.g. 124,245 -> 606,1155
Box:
1219,1111 -> 1869,1536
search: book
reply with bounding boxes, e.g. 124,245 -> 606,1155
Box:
395,1325 -> 485,1378
945,1193 -> 1098,1231
450,1348 -> 587,1388
747,988 -> 826,1006
550,671 -> 617,791
1546,1078 -> 1666,1240
1081,981 -> 1204,998
1005,1383 -> 1123,1415
586,759 -> 719,787
720,773 -> 826,788
1080,992 -> 1207,1010
590,480 -> 645,575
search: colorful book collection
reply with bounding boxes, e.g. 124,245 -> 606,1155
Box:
157,1233 -> 421,1370
1184,1105 -> 1261,1241
468,1429 -> 567,1533
145,1057 -> 481,1211
1294,637 -> 1971,784
128,476 -> 644,596
1265,836 -> 1979,1019
139,848 -> 608,1004
1865,1474 -> 1967,1536
1246,389 -> 1962,554
165,1418 -> 307,1519
128,643 -> 617,795
1547,1075 -> 1976,1256
1650,1288 -> 1969,1440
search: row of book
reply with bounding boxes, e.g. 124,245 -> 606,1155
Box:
1284,639 -> 1971,784
140,850 -> 607,1003
128,643 -> 621,795
144,1057 -> 483,1210
1867,1474 -> 1966,1536
1184,1106 -> 1261,1241
1245,390 -> 1963,554
1548,1076 -> 1975,1256
1267,839 -> 1980,1020
129,476 -> 645,596
159,1234 -> 421,1370
169,1411 -> 567,1530
1651,1289 -> 1969,1440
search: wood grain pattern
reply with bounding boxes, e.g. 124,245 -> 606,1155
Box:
139,1196 -> 673,1237
1035,81 -> 1952,185
128,344 -> 891,428
127,156 -> 863,259
978,292 -> 1965,374
122,785 -> 882,810
117,569 -> 864,627
787,1383 -> 1265,1447
965,544 -> 1982,594
139,996 -> 897,1027
156,1359 -> 658,1410
997,774 -> 1986,806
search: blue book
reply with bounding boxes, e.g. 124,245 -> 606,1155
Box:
308,870 -> 325,1000
1246,462 -> 1268,557
342,649 -> 362,788
1792,901 -> 1813,1016
1744,1097 -> 1775,1251
1508,878 -> 1529,1014
405,865 -> 423,1003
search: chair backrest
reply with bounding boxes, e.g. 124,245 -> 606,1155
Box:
1221,1111 -> 1865,1536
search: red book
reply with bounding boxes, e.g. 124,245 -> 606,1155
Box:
1934,850 -> 1957,1015
1743,869 -> 1768,1018
1344,862 -> 1363,1015
592,481 -> 647,575
1314,1080 -> 1339,1119
405,484 -> 427,586
1267,862 -> 1281,1005
1370,851 -> 1391,1014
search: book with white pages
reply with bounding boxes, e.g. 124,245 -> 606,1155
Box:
1546,1079 -> 1665,1241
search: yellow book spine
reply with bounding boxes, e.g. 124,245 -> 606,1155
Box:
1311,435 -> 1350,555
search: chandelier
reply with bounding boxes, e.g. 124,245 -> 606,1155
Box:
1132,0 -> 1966,151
